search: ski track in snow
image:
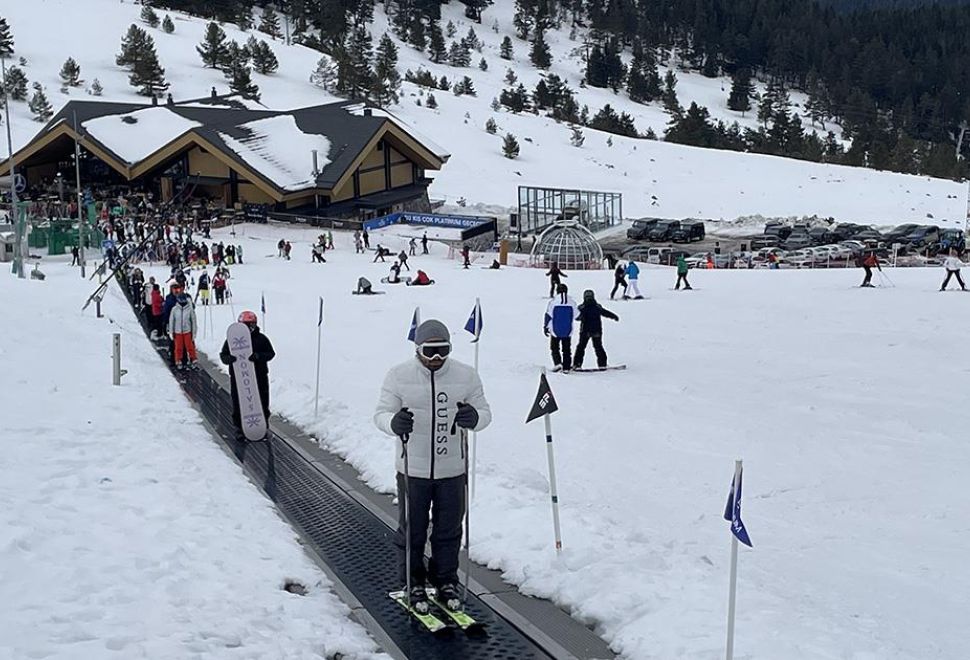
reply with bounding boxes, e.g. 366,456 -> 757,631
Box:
141,222 -> 970,660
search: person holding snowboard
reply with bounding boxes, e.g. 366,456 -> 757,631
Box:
610,263 -> 627,300
860,251 -> 880,288
546,261 -> 567,298
373,319 -> 492,613
544,283 -> 578,372
168,292 -> 198,369
220,311 -> 276,438
626,260 -> 643,299
941,249 -> 967,291
675,255 -> 692,290
574,290 -> 619,370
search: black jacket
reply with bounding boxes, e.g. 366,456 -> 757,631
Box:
220,328 -> 276,378
577,301 -> 618,335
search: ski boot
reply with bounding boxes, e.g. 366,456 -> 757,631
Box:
407,585 -> 430,614
436,583 -> 462,612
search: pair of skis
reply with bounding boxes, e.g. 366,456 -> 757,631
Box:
388,589 -> 485,636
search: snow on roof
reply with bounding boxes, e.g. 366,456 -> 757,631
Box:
82,107 -> 202,164
218,115 -> 331,192
343,103 -> 450,160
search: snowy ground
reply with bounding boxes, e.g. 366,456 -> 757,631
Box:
136,222 -> 970,660
0,264 -> 385,660
2,0 -> 968,224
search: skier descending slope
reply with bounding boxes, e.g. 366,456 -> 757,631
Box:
859,251 -> 881,287
374,320 -> 491,615
573,290 -> 620,370
940,250 -> 967,291
220,311 -> 276,439
544,283 -> 579,372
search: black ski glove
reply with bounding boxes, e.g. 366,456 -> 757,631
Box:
249,353 -> 260,362
390,408 -> 414,437
454,402 -> 479,430
221,353 -> 236,365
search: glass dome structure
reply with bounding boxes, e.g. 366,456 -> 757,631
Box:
530,220 -> 604,270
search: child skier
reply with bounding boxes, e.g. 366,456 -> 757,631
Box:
941,250 -> 967,291
574,290 -> 619,370
544,283 -> 578,372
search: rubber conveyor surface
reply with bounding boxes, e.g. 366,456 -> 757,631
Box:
136,326 -> 554,658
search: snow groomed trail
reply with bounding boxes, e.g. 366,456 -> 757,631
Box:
113,273 -> 615,660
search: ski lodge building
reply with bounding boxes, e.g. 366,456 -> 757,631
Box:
0,94 -> 449,220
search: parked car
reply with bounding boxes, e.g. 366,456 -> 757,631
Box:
937,228 -> 965,253
671,220 -> 706,243
784,233 -> 813,250
853,228 -> 885,242
750,235 -> 781,250
764,222 -> 793,240
884,223 -> 920,244
626,218 -> 659,240
647,220 -> 681,241
904,225 -> 940,248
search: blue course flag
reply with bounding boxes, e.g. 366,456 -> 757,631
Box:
723,468 -> 753,547
407,308 -> 419,342
463,300 -> 483,342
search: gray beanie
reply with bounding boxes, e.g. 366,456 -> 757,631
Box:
414,319 -> 450,344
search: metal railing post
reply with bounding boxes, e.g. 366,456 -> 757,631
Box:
112,333 -> 127,385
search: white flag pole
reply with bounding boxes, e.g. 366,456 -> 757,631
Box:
541,368 -> 563,555
471,297 -> 480,502
314,297 -> 324,419
725,458 -> 742,660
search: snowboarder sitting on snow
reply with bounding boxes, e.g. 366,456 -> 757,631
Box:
489,260 -> 501,269
357,277 -> 375,295
574,290 -> 619,370
675,255 -> 692,290
407,270 -> 434,286
545,261 -> 567,298
220,311 -> 276,438
373,319 -> 492,614
611,263 -> 627,300
544,283 -> 579,372
168,292 -> 198,369
388,261 -> 402,284
941,250 -> 967,291
860,252 -> 881,288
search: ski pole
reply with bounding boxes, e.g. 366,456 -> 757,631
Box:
461,427 -> 471,606
400,432 -> 412,612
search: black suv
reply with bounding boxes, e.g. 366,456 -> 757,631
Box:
764,223 -> 793,240
626,219 -> 659,240
671,221 -> 705,243
647,220 -> 681,241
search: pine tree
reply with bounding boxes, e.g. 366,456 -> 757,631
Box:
446,20 -> 457,38
5,65 -> 27,100
129,35 -> 169,97
29,83 -> 53,122
458,75 -> 476,96
259,6 -> 281,39
727,68 -> 753,114
408,15 -> 427,50
309,56 -> 338,91
463,27 -> 481,52
0,17 -> 13,57
162,15 -> 175,34
338,26 -> 373,100
427,21 -> 447,63
140,5 -> 159,28
243,35 -> 259,60
439,75 -> 450,90
372,33 -> 401,105
513,0 -> 533,40
570,125 -> 585,147
662,70 -> 681,116
479,57 -> 488,71
530,29 -> 551,69
499,83 -> 531,112
504,68 -> 517,85
502,133 -> 520,158
426,92 -> 438,109
252,41 -> 279,75
493,37 -> 509,63
490,96 -> 500,111
448,40 -> 471,67
485,117 -> 497,133
463,0 -> 490,23
197,22 -> 228,68
117,24 -> 149,68
90,77 -> 103,96
224,43 -> 260,100
237,7 -> 253,31
59,57 -> 82,87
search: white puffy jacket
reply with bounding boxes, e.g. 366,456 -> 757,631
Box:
944,256 -> 964,271
374,357 -> 492,479
168,300 -> 196,336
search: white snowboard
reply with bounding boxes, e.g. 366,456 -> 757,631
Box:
226,322 -> 268,441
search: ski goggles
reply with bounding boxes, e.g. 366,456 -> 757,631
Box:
418,341 -> 451,360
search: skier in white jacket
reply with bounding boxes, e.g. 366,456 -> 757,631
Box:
374,319 -> 491,613
167,292 -> 198,368
940,250 -> 967,291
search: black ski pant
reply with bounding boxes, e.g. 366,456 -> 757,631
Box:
395,472 -> 465,587
229,370 -> 270,432
549,278 -> 560,298
862,266 -> 873,286
611,278 -> 627,299
942,269 -> 966,290
550,336 -> 572,370
675,273 -> 690,289
574,331 -> 607,368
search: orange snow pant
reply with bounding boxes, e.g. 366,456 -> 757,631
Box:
173,332 -> 197,363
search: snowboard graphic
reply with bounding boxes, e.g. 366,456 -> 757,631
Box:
227,322 -> 267,441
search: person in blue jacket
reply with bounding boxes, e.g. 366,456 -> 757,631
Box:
543,283 -> 579,372
625,260 -> 643,299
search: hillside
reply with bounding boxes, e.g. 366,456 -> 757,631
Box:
1,0 -> 967,225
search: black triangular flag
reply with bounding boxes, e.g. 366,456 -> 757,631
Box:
526,372 -> 559,423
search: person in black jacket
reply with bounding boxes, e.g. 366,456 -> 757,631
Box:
610,263 -> 627,300
574,289 -> 619,369
545,262 -> 567,298
220,311 -> 276,436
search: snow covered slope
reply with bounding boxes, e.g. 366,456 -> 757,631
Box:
0,267 -> 385,660
140,223 -> 970,660
2,0 -> 967,224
